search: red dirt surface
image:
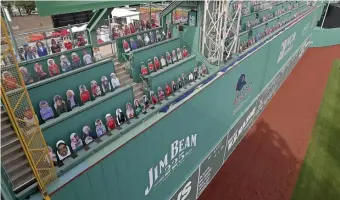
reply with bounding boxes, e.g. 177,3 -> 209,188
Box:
198,45 -> 340,200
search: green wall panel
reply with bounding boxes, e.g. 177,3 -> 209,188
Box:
43,86 -> 133,149
130,38 -> 181,82
71,171 -> 94,200
149,55 -> 196,92
115,27 -> 164,63
311,27 -> 340,47
87,164 -> 108,200
28,59 -> 115,123
49,6 -> 323,200
101,155 -> 123,200
21,46 -> 93,82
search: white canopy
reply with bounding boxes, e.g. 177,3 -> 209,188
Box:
111,8 -> 140,18
71,24 -> 88,33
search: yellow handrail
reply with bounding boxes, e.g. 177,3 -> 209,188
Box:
1,17 -> 57,198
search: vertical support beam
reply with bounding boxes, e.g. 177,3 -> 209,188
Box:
220,1 -> 229,62
234,6 -> 242,54
201,0 -> 208,56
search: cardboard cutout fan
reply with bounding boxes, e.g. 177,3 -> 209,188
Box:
19,66 -> 33,85
142,95 -> 149,112
83,50 -> 93,65
136,35 -> 144,48
95,119 -> 106,137
172,80 -> 177,93
130,38 -> 138,50
182,46 -> 188,58
39,100 -> 54,121
182,73 -> 188,85
193,67 -> 198,80
105,113 -> 116,131
157,86 -> 165,101
82,126 -> 95,144
60,55 -> 72,72
172,50 -> 177,63
177,48 -> 182,60
90,80 -> 102,99
34,63 -> 47,81
165,83 -> 172,97
71,52 -> 81,69
148,59 -> 154,73
166,52 -> 172,65
154,57 -> 160,70
156,30 -> 162,42
150,91 -> 158,106
56,140 -> 71,161
79,85 -> 90,104
116,108 -> 127,126
189,72 -> 194,82
54,95 -> 67,115
101,76 -> 112,94
143,33 -> 150,46
177,77 -> 183,89
110,73 -> 120,89
140,62 -> 148,76
134,99 -> 143,116
126,103 -> 135,119
70,133 -> 83,152
122,39 -> 131,53
160,56 -> 167,68
2,71 -> 17,90
66,90 -> 78,111
47,59 -> 60,77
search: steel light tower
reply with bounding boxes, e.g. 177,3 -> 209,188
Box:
200,0 -> 242,66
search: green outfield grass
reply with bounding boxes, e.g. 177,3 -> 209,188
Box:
291,60 -> 340,200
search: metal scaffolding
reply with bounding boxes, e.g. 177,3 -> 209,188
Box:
200,0 -> 242,66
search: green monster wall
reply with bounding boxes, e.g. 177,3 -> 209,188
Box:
46,6 -> 322,200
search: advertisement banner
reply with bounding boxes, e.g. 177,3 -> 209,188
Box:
263,6 -> 322,85
224,101 -> 258,161
197,136 -> 228,197
169,169 -> 199,200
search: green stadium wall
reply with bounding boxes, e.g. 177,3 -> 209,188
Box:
45,6 -> 322,200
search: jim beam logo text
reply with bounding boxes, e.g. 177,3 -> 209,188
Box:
145,134 -> 197,196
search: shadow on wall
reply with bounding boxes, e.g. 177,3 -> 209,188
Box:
199,119 -> 298,200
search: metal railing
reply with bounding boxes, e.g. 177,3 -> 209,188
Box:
1,17 -> 57,198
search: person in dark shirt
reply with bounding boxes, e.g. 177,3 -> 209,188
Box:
36,41 -> 48,57
50,39 -> 61,54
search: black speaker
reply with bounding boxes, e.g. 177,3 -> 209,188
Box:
178,25 -> 184,32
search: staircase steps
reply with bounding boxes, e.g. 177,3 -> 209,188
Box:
113,59 -> 145,101
160,0 -> 183,18
1,108 -> 36,194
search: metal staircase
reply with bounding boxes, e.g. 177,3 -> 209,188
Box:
1,107 -> 36,194
159,0 -> 183,22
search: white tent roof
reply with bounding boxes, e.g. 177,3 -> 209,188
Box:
111,8 -> 140,18
71,24 -> 88,33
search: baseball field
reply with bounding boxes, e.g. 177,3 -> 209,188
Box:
199,45 -> 340,200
